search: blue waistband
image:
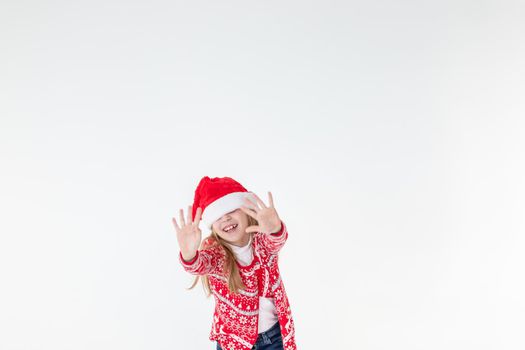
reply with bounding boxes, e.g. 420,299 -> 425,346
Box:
258,321 -> 280,338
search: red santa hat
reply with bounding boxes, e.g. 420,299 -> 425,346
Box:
191,176 -> 257,229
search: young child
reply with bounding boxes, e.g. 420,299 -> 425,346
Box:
172,176 -> 297,350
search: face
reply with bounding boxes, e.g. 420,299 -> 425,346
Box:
212,208 -> 251,247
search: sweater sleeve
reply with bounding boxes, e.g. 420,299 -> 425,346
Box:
258,220 -> 288,255
179,247 -> 222,275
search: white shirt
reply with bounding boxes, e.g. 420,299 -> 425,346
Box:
226,234 -> 279,333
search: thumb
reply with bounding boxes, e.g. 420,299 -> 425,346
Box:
245,225 -> 260,233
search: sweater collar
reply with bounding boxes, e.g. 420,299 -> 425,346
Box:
225,233 -> 252,253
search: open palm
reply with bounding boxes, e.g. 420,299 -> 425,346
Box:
240,191 -> 282,234
172,205 -> 202,260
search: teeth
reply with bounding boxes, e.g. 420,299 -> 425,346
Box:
224,224 -> 237,232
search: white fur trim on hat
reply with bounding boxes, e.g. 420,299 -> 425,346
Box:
202,191 -> 257,229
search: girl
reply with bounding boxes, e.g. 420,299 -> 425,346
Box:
172,176 -> 297,350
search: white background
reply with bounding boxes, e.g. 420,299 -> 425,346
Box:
1,1 -> 524,349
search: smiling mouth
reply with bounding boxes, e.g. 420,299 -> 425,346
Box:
223,224 -> 238,233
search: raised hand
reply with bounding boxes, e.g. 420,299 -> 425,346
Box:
240,191 -> 282,234
172,205 -> 202,261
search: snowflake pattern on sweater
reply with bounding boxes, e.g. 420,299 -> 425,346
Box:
179,221 -> 297,350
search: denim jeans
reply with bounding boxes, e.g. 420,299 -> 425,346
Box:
216,321 -> 284,350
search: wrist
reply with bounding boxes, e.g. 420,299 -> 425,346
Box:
269,221 -> 283,234
181,250 -> 197,262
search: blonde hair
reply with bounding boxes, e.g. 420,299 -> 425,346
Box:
186,215 -> 259,297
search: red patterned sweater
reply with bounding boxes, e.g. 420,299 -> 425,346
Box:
179,220 -> 297,350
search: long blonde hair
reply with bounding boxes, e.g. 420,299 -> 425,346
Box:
186,215 -> 259,297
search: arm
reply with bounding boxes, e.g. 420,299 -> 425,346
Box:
258,220 -> 288,255
179,247 -> 223,275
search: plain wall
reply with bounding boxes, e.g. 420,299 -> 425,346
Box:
1,1 -> 524,349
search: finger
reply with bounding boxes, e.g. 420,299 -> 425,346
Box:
179,208 -> 186,227
251,192 -> 268,208
239,206 -> 258,219
268,191 -> 274,208
193,207 -> 202,225
172,217 -> 181,232
244,197 -> 260,211
187,205 -> 192,224
245,225 -> 261,233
